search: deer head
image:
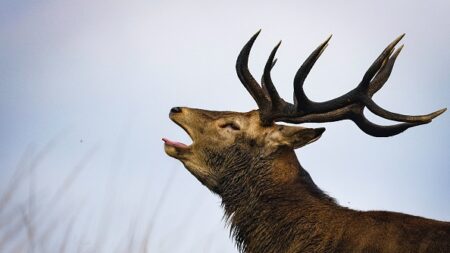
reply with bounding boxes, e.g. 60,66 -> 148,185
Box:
163,107 -> 325,191
163,31 -> 446,194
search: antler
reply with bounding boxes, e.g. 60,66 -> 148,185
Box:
236,31 -> 446,137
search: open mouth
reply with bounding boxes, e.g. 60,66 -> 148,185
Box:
162,138 -> 189,149
162,116 -> 193,150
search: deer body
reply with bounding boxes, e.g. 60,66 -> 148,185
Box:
217,145 -> 450,253
163,32 -> 449,252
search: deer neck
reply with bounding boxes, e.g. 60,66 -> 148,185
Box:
218,149 -> 341,252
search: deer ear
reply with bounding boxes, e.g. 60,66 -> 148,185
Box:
272,126 -> 325,149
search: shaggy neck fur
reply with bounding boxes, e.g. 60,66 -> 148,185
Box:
206,143 -> 450,253
209,144 -> 349,253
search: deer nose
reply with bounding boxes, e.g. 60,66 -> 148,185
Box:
170,107 -> 182,113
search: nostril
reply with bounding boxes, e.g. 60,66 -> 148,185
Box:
170,107 -> 182,113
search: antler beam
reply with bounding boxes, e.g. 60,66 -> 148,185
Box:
236,31 -> 446,137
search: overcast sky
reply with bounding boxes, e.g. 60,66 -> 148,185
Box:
0,0 -> 449,252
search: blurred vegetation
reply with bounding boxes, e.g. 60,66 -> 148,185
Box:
0,140 -> 189,253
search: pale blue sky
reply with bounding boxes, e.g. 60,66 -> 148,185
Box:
0,0 -> 449,252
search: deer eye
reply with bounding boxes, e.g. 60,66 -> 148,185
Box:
220,122 -> 240,131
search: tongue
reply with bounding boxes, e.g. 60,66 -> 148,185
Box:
162,138 -> 188,148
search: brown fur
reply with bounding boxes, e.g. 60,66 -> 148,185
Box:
164,108 -> 450,253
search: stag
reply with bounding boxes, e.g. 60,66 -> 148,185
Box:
163,31 -> 449,253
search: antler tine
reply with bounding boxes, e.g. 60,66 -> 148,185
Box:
361,40 -> 446,123
261,58 -> 277,98
236,30 -> 269,109
367,45 -> 403,97
358,34 -> 405,90
365,99 -> 447,123
352,114 -> 429,137
294,35 -> 332,108
262,41 -> 283,108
